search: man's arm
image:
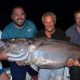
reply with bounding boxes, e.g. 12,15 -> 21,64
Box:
0,52 -> 8,60
66,59 -> 80,67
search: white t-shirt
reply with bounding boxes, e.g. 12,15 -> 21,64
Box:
0,30 -> 3,69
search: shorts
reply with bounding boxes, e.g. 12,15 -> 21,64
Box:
10,62 -> 38,80
69,66 -> 80,80
38,68 -> 64,80
0,62 -> 4,75
0,69 -> 4,75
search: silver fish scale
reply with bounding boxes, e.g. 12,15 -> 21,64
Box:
0,38 -> 80,69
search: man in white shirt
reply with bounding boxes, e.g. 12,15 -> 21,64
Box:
0,30 -> 9,80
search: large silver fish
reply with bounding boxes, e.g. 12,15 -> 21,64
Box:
0,38 -> 80,69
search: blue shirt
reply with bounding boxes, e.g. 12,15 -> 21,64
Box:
66,24 -> 80,45
1,20 -> 38,39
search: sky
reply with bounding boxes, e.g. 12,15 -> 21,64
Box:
0,0 -> 80,31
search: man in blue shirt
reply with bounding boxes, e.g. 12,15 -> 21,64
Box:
66,9 -> 80,80
1,6 -> 38,80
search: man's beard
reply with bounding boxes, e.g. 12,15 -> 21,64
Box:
14,20 -> 25,27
